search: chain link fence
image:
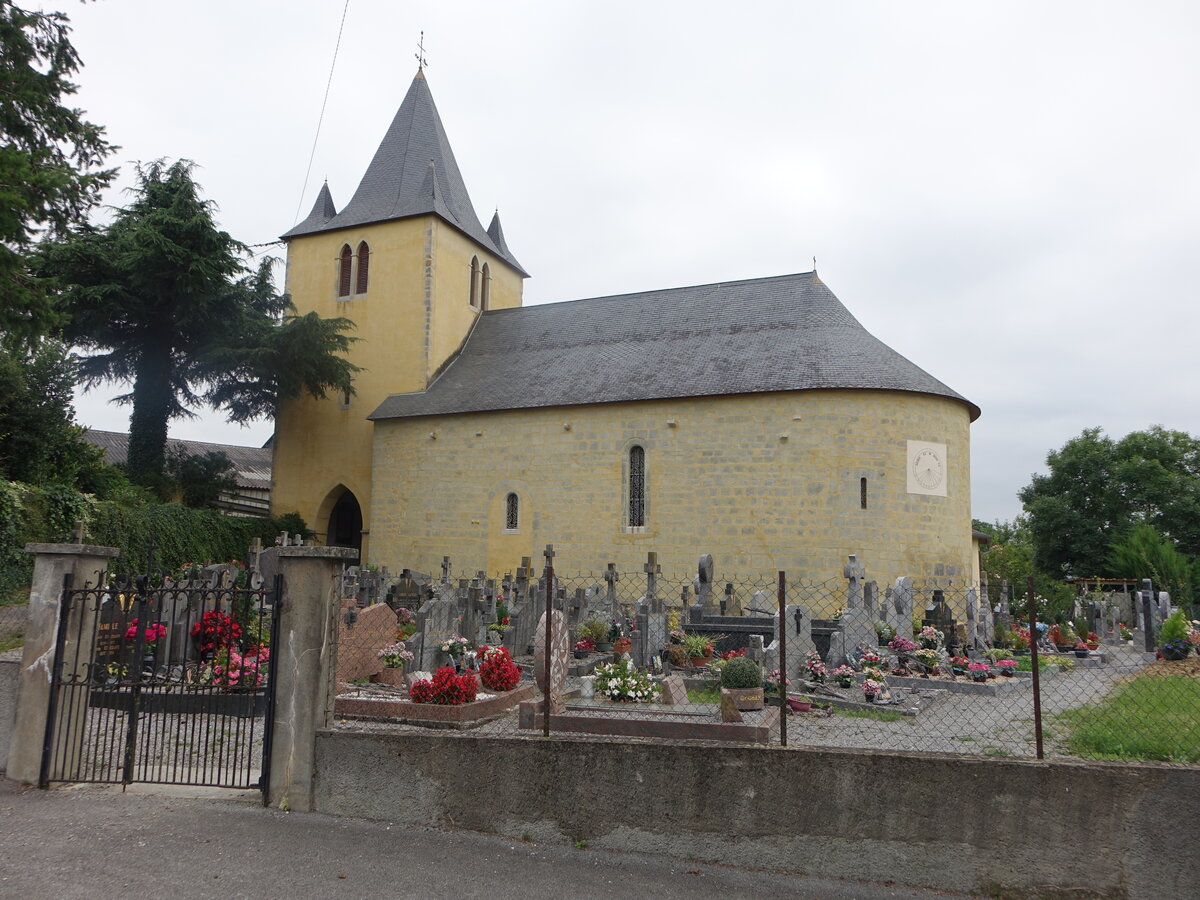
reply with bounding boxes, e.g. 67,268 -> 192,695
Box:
326,560 -> 1199,766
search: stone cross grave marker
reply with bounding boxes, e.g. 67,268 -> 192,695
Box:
767,603 -> 812,684
888,577 -> 914,648
533,608 -> 569,713
843,555 -> 866,609
604,563 -> 621,616
864,581 -> 879,621
965,587 -> 979,648
440,556 -> 451,585
643,552 -> 662,613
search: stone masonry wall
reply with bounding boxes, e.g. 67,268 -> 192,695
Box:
369,389 -> 973,586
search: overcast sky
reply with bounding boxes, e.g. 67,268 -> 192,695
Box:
55,0 -> 1200,524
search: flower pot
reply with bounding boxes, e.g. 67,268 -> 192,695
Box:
787,698 -> 812,713
375,667 -> 406,686
971,674 -> 987,683
1074,649 -> 1089,659
690,656 -> 710,668
573,649 -> 589,659
725,687 -> 764,710
836,678 -> 852,689
1161,645 -> 1190,661
999,670 -> 1014,677
1086,642 -> 1100,651
596,642 -> 613,653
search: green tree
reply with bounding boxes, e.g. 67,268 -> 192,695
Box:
165,449 -> 237,510
40,159 -> 357,484
0,2 -> 114,342
1108,525 -> 1195,606
1019,426 -> 1200,577
0,338 -> 103,485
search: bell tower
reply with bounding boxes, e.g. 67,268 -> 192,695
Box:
270,69 -> 527,557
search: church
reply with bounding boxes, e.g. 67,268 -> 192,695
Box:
269,68 -> 980,586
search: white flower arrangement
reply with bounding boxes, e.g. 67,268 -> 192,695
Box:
593,660 -> 661,703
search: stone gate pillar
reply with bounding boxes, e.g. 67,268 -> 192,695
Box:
267,545 -> 358,812
6,541 -> 120,784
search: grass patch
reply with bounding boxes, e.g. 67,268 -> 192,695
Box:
1056,674 -> 1200,763
686,686 -> 721,704
833,706 -> 905,723
0,634 -> 23,653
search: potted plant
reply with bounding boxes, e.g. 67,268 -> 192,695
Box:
375,641 -> 413,685
1009,627 -> 1031,655
861,678 -> 885,702
125,619 -> 167,670
888,635 -> 917,653
720,656 -> 764,710
1159,610 -> 1193,660
967,661 -> 990,682
478,645 -> 522,692
764,668 -> 789,702
681,632 -> 715,667
1085,631 -> 1101,651
1073,641 -> 1090,659
594,659 -> 661,702
912,648 -> 939,673
804,649 -> 828,682
831,664 -> 856,688
439,636 -> 470,668
410,666 -> 479,705
874,621 -> 896,646
949,655 -> 969,677
917,625 -> 941,650
996,658 -> 1017,677
577,617 -> 608,652
1119,623 -> 1134,645
612,635 -> 633,657
573,638 -> 594,659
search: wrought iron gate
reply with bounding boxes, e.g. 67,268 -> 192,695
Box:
40,568 -> 282,799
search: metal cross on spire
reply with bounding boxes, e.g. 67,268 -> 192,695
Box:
415,31 -> 429,70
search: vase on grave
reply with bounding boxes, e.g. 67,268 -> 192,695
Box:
725,687 -> 764,711
375,667 -> 406,687
597,641 -> 612,653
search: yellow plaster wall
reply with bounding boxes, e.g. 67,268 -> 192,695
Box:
369,390 -> 974,588
270,214 -> 523,549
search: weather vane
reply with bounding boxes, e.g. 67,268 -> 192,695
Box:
415,31 -> 429,70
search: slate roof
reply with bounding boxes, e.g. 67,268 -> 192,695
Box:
83,430 -> 273,490
281,70 -> 527,276
369,271 -> 980,421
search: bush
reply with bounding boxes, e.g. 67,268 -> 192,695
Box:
1160,609 -> 1190,644
720,655 -> 762,689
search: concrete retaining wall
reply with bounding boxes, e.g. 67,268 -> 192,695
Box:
0,657 -> 19,774
314,730 -> 1199,899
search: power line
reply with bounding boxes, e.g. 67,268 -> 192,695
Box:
293,0 -> 351,225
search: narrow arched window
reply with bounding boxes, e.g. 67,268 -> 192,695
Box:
338,245 -> 353,298
480,262 -> 491,310
860,477 -> 868,509
628,446 -> 646,527
355,241 -> 370,294
469,255 -> 480,307
504,492 -> 519,531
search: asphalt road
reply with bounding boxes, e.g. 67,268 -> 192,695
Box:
0,778 -> 965,900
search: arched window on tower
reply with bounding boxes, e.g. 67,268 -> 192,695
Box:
337,244 -> 353,298
504,492 -> 519,532
480,262 -> 491,310
355,241 -> 370,295
628,445 -> 646,528
469,256 -> 480,307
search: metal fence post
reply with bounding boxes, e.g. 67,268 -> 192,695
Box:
1026,576 -> 1044,760
777,570 -> 787,748
543,546 -> 554,738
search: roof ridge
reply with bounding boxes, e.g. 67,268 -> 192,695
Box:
483,270 -> 820,314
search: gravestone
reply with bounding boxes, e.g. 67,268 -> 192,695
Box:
747,633 -> 765,666
660,674 -> 688,706
418,582 -> 460,671
335,602 -> 398,685
864,581 -> 879,620
746,590 -> 774,616
767,603 -> 812,684
695,554 -> 717,615
719,688 -> 743,723
965,588 -> 979,648
1157,592 -> 1172,631
722,583 -> 743,616
604,563 -> 621,617
580,583 -> 609,626
533,609 -> 569,713
637,596 -> 669,671
888,577 -> 913,641
643,552 -> 662,613
839,555 -> 876,663
923,589 -> 959,652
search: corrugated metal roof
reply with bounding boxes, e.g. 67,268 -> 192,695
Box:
83,430 -> 272,489
281,70 -> 527,277
369,271 -> 980,421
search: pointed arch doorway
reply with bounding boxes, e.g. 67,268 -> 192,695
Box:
324,487 -> 363,553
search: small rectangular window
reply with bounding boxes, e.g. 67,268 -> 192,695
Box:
860,477 -> 868,509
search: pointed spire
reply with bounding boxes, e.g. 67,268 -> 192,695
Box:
487,210 -> 515,260
288,182 -> 337,234
281,70 -> 527,276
